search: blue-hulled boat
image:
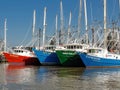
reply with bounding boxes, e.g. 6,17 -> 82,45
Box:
77,0 -> 120,68
33,46 -> 60,65
78,48 -> 120,68
33,7 -> 60,65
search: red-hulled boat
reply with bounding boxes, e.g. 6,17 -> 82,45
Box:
3,47 -> 40,65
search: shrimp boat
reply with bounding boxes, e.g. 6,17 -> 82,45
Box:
56,0 -> 92,67
78,47 -> 120,68
3,10 -> 40,65
32,7 -> 60,65
3,47 -> 40,65
56,44 -> 88,66
78,0 -> 120,68
33,45 -> 60,65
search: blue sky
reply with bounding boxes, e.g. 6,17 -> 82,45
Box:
0,0 -> 119,47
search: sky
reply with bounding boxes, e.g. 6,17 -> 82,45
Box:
0,0 -> 119,47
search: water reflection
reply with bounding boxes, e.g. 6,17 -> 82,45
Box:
81,68 -> 120,90
0,63 -> 8,90
36,67 -> 120,90
36,66 -> 85,90
0,63 -> 120,90
5,63 -> 40,90
6,63 -> 36,84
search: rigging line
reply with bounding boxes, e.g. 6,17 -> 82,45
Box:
18,20 -> 33,46
25,38 -> 37,47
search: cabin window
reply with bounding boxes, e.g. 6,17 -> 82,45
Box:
51,47 -> 53,50
98,50 -> 101,53
64,46 -> 66,48
77,46 -> 79,49
74,45 -> 76,49
14,50 -> 16,52
67,46 -> 70,49
89,49 -> 95,53
71,46 -> 73,49
45,46 -> 55,50
80,46 -> 82,49
88,49 -> 102,53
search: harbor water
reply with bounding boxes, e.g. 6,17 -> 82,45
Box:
0,63 -> 120,90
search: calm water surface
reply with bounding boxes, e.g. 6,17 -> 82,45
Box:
0,63 -> 120,90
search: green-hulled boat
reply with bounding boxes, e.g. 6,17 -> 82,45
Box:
56,44 -> 88,67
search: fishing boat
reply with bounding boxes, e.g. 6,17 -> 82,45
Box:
3,46 -> 40,65
55,0 -> 90,67
3,10 -> 41,65
78,47 -> 120,68
56,44 -> 88,66
32,7 -> 60,65
78,0 -> 120,68
33,45 -> 60,65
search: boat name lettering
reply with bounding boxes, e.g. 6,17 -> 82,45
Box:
10,54 -> 18,57
63,52 -> 76,55
86,55 -> 100,61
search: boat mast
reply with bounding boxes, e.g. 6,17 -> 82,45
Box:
104,0 -> 107,49
84,0 -> 88,44
4,19 -> 7,52
119,0 -> 120,44
38,28 -> 41,50
32,10 -> 36,43
43,7 -> 47,48
67,11 -> 72,44
56,15 -> 59,46
118,0 -> 120,46
60,0 -> 64,45
78,0 -> 82,41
